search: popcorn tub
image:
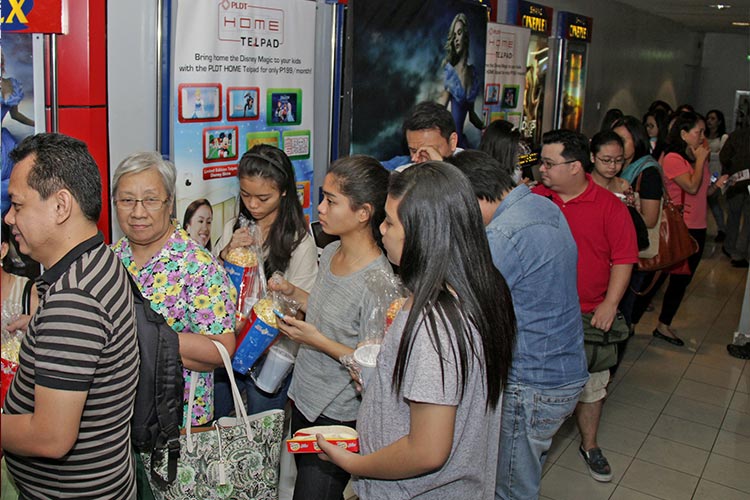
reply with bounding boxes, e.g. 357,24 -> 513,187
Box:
286,425 -> 359,454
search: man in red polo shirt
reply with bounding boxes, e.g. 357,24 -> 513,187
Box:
533,129 -> 638,482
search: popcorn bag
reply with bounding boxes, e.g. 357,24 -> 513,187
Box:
232,285 -> 300,374
223,217 -> 265,317
1,302 -> 24,406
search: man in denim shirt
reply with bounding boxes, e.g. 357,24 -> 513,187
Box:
449,151 -> 588,499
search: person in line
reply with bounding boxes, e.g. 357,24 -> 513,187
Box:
479,120 -> 527,184
111,151 -> 236,427
720,125 -> 750,268
183,198 -> 213,250
1,221 -> 38,332
316,161 -> 515,499
270,156 -> 393,500
640,112 -> 712,345
642,108 -> 669,160
706,109 -> 728,242
447,150 -> 587,500
2,133 -> 139,499
382,101 -> 461,170
533,130 -> 638,483
214,145 -> 318,416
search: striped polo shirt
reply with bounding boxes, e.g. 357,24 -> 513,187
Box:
3,233 -> 139,499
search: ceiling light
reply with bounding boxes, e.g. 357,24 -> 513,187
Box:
709,4 -> 732,9
732,21 -> 750,26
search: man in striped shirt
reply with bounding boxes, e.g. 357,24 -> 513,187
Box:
2,133 -> 139,499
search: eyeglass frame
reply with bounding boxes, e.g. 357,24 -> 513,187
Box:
539,158 -> 578,169
594,156 -> 625,167
113,197 -> 170,211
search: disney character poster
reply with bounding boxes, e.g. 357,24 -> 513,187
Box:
348,0 -> 488,159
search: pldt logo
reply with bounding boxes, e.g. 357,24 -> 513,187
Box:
1,0 -> 33,30
218,1 -> 284,48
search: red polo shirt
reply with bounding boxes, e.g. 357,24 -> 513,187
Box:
533,175 -> 638,313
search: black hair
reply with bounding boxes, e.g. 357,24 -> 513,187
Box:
648,100 -> 673,115
706,109 -> 726,138
642,109 -> 670,159
387,162 -> 515,410
327,155 -> 390,248
234,145 -> 308,276
1,222 -> 11,270
9,133 -> 102,221
541,129 -> 591,170
611,115 -> 652,163
600,108 -> 623,132
675,103 -> 695,114
182,198 -> 213,251
588,130 -> 624,173
478,120 -> 520,177
666,111 -> 705,162
402,101 -> 456,140
445,150 -> 514,201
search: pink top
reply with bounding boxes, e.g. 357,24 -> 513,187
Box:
660,152 -> 710,229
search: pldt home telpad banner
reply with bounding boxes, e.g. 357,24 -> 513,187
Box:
172,0 -> 317,240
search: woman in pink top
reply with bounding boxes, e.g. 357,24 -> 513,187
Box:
650,112 -> 724,346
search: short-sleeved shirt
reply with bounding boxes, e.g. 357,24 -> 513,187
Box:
354,309 -> 500,499
661,152 -> 710,229
3,233 -> 139,500
288,241 -> 393,422
113,224 -> 236,426
533,175 -> 639,313
486,185 -> 588,388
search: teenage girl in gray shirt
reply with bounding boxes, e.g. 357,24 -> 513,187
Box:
271,155 -> 393,500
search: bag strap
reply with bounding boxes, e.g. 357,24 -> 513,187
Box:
185,340 -> 252,452
21,279 -> 33,316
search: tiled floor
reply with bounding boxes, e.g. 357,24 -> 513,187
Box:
540,240 -> 750,500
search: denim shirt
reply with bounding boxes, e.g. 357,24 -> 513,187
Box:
486,185 -> 588,388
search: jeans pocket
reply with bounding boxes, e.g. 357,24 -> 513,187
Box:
529,390 -> 580,440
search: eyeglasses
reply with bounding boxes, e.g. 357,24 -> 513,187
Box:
595,156 -> 625,167
114,197 -> 168,211
540,159 -> 577,169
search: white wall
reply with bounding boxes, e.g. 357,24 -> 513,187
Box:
696,33 -> 750,132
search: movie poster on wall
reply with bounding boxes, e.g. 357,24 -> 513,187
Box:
349,0 -> 488,161
172,0 -> 316,250
483,23 -> 530,130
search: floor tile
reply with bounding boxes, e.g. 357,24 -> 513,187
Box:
609,486 -> 661,500
621,367 -> 682,394
539,465 -> 615,500
693,479 -> 750,500
702,453 -> 750,493
712,429 -> 750,463
608,382 -> 671,413
635,434 -> 708,476
619,459 -> 699,499
595,419 -> 648,457
650,414 -> 719,451
543,436 -> 573,473
600,400 -> 660,433
662,394 -> 727,428
737,369 -> 749,394
729,391 -> 750,414
721,409 -> 750,438
673,378 -> 734,408
683,362 -> 743,389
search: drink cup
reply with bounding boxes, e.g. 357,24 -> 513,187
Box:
353,344 -> 381,390
253,345 -> 295,394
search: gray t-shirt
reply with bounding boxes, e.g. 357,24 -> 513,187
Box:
354,309 -> 501,499
288,241 -> 393,422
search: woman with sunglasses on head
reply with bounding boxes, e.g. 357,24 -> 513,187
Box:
315,161 -> 516,499
214,144 -> 318,416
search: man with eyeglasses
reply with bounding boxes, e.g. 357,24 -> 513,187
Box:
532,129 -> 638,483
447,150 -> 588,500
2,133 -> 139,499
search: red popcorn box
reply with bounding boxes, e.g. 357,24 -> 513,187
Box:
286,425 -> 359,454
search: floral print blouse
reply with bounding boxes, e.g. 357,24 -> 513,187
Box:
113,223 -> 236,426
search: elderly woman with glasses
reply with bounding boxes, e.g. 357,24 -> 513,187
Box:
111,151 -> 236,427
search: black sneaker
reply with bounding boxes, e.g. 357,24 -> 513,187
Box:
727,343 -> 750,360
579,446 -> 613,482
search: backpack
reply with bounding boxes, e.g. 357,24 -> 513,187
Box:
128,276 -> 185,489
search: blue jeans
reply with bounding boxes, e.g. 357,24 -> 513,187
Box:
495,379 -> 586,500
